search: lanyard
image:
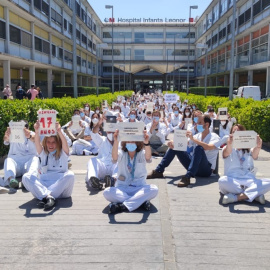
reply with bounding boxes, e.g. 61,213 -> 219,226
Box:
127,152 -> 137,180
236,150 -> 246,167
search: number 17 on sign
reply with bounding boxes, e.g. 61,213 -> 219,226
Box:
37,109 -> 58,136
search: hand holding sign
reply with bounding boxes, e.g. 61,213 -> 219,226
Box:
173,130 -> 188,151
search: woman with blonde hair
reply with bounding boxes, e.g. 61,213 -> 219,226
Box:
22,120 -> 75,209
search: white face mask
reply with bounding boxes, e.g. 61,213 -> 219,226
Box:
185,112 -> 190,116
221,121 -> 226,126
107,133 -> 113,141
115,110 -> 120,113
96,110 -> 99,114
85,107 -> 89,111
92,118 -> 99,125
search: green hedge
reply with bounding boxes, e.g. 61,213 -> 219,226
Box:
0,91 -> 133,157
189,86 -> 238,96
165,91 -> 270,142
53,86 -> 112,97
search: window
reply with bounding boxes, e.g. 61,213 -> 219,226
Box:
82,34 -> 87,44
227,23 -> 231,35
77,56 -> 81,66
253,0 -> 270,17
34,0 -> 41,10
64,50 -> 72,62
69,23 -> 73,34
43,40 -> 50,54
64,19 -> 67,30
21,31 -> 32,48
88,39 -> 92,48
76,1 -> 80,17
58,47 -> 63,59
76,29 -> 80,40
93,23 -> 96,33
52,44 -> 56,57
0,21 -> 6,39
10,25 -> 21,44
35,37 -> 42,52
92,43 -> 96,51
51,8 -> 62,26
238,8 -> 251,27
34,0 -> 49,16
212,34 -> 218,45
145,32 -> 163,39
42,1 -> 49,16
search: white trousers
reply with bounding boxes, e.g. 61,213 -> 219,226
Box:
219,175 -> 270,202
103,184 -> 158,212
0,156 -> 39,186
71,140 -> 99,155
86,157 -> 118,183
22,170 -> 75,200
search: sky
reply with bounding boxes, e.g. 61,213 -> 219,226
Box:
90,0 -> 212,23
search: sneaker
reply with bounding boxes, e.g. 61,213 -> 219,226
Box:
147,170 -> 164,179
0,187 -> 10,194
222,193 -> 238,205
37,198 -> 47,208
44,196 -> 56,210
90,176 -> 103,190
254,194 -> 265,205
104,175 -> 116,188
9,179 -> 19,189
177,176 -> 190,187
142,200 -> 151,211
109,203 -> 128,214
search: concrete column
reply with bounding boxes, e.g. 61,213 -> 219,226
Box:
266,66 -> 270,96
224,74 -> 229,86
47,69 -> 53,98
249,33 -> 252,65
234,73 -> 239,87
61,72 -> 65,86
268,23 -> 270,61
248,70 -> 253,85
3,60 -> 11,88
29,66 -> 35,86
4,7 -> 10,54
48,33 -> 52,65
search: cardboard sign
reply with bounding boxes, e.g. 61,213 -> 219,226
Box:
9,121 -> 26,143
71,115 -> 82,131
213,119 -> 221,136
173,130 -> 188,151
118,122 -> 144,141
38,109 -> 58,136
164,94 -> 178,104
218,107 -> 228,120
184,118 -> 192,130
146,102 -> 155,112
104,116 -> 117,132
233,131 -> 257,149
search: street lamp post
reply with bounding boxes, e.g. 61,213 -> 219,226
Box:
187,5 -> 198,94
129,48 -> 132,90
105,5 -> 114,94
173,35 -> 176,91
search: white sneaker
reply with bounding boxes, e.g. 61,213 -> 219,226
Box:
254,195 -> 265,205
222,193 -> 238,204
0,187 -> 10,194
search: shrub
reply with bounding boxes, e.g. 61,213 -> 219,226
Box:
0,91 -> 133,157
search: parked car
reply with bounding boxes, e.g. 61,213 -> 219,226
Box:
233,86 -> 261,101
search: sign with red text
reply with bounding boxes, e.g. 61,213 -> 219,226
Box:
37,109 -> 58,136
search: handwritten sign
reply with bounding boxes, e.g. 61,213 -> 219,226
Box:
173,130 -> 188,151
104,116 -> 117,132
9,121 -> 26,143
218,107 -> 228,120
184,118 -> 192,130
146,102 -> 155,112
38,109 -> 58,136
71,115 -> 82,131
164,94 -> 178,103
118,122 -> 144,141
233,131 -> 257,149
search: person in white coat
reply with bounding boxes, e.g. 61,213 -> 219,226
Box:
219,124 -> 270,205
85,115 -> 118,190
103,130 -> 158,213
22,121 -> 75,209
1,121 -> 39,189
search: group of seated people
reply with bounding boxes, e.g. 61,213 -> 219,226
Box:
0,91 -> 269,214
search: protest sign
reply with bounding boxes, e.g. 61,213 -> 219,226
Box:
9,121 -> 26,143
184,118 -> 192,130
38,109 -> 58,136
118,122 -> 144,141
233,131 -> 257,149
164,94 -> 178,103
218,107 -> 228,120
104,116 -> 117,132
146,102 -> 155,112
71,115 -> 82,131
173,130 -> 188,151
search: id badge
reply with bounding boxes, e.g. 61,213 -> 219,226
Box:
41,165 -> 48,174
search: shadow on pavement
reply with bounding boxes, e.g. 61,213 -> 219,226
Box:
166,175 -> 219,187
102,204 -> 158,224
19,197 -> 73,218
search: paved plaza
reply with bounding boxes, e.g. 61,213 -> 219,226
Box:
0,145 -> 270,270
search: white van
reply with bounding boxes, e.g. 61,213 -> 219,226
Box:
233,86 -> 261,101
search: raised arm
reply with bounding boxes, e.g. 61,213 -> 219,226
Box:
222,134 -> 233,158
93,115 -> 104,134
143,130 -> 151,162
3,127 -> 11,143
251,135 -> 262,160
112,130 -> 119,162
34,120 -> 43,155
56,122 -> 69,155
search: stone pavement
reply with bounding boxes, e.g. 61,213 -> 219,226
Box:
0,146 -> 270,270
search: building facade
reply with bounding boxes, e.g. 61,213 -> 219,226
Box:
1,0 -> 269,97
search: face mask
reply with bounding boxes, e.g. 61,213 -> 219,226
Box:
92,118 -> 99,125
80,113 -> 85,118
153,116 -> 160,122
85,107 -> 89,111
115,110 -> 120,113
130,114 -> 136,120
221,121 -> 226,126
50,149 -> 57,155
197,125 -> 205,133
193,117 -> 198,123
96,110 -> 99,114
192,106 -> 196,110
185,112 -> 190,116
174,111 -> 179,115
107,133 -> 113,141
155,106 -> 158,110
126,143 -> 137,152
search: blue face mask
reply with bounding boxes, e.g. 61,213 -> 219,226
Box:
197,124 -> 205,133
192,106 -> 196,110
153,116 -> 160,122
126,143 -> 137,152
193,117 -> 198,123
80,112 -> 85,117
174,111 -> 179,115
130,114 -> 136,120
50,149 -> 57,155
